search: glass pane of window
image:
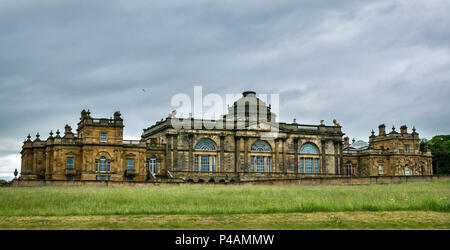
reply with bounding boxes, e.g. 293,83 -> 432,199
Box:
150,156 -> 156,174
100,176 -> 106,181
251,156 -> 255,172
66,175 -> 74,181
251,141 -> 271,152
378,165 -> 383,175
95,162 -> 98,172
405,165 -> 410,175
300,143 -> 319,154
299,158 -> 303,173
100,157 -> 106,172
107,162 -> 111,172
267,156 -> 271,173
195,139 -> 216,151
127,176 -> 133,182
201,155 -> 209,172
314,158 -> 319,174
100,133 -> 107,142
305,158 -> 313,174
256,156 -> 264,173
66,157 -> 74,170
212,155 -> 216,172
194,155 -> 199,172
127,159 -> 134,170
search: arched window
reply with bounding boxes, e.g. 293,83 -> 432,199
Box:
250,141 -> 272,173
299,143 -> 320,175
194,139 -> 217,173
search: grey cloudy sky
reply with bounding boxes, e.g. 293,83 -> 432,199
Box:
1,0 -> 449,180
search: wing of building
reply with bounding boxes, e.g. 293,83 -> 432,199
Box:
343,124 -> 433,176
19,91 -> 432,183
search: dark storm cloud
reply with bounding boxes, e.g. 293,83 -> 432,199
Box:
1,0 -> 449,179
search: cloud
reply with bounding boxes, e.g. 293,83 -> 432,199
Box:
0,0 -> 449,164
0,154 -> 20,181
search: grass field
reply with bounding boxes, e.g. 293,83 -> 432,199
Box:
0,181 -> 449,229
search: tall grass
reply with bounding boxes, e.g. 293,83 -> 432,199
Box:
0,181 -> 448,216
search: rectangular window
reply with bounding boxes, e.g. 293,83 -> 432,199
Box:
267,156 -> 271,173
100,132 -> 107,142
314,158 -> 319,174
127,159 -> 135,170
404,145 -> 409,152
99,176 -> 106,181
107,162 -> 111,172
299,158 -> 303,173
127,176 -> 134,182
201,155 -> 209,172
305,158 -> 313,175
95,162 -> 98,172
378,165 -> 384,175
66,175 -> 74,181
66,157 -> 74,170
194,155 -> 199,172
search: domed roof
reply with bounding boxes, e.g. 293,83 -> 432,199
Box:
223,91 -> 277,122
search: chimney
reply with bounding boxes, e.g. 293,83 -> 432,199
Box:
400,125 -> 407,134
293,118 -> 297,123
378,124 -> 386,136
344,137 -> 350,148
242,91 -> 256,97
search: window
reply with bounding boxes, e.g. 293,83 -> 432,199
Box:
194,155 -> 199,172
405,165 -> 410,176
107,162 -> 111,173
201,155 -> 210,172
66,175 -> 74,181
99,175 -> 106,181
378,165 -> 384,175
95,161 -> 98,172
100,132 -> 107,142
404,144 -> 409,152
256,156 -> 265,173
299,143 -> 320,175
150,156 -> 156,175
127,176 -> 134,182
194,139 -> 217,173
250,141 -> 272,173
346,162 -> 353,175
127,159 -> 135,171
99,157 -> 107,172
305,158 -> 313,174
66,157 -> 74,170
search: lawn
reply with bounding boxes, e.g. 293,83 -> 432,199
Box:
0,181 -> 449,229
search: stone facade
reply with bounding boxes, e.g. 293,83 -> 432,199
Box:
343,124 -> 433,177
19,91 -> 432,183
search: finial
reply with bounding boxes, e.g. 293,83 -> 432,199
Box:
392,125 -> 395,131
56,129 -> 60,135
49,130 -> 53,136
352,138 -> 355,143
36,132 -> 40,138
14,169 -> 18,177
27,133 -> 31,140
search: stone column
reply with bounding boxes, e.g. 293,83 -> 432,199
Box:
173,134 -> 178,171
321,140 -> 327,174
274,139 -> 279,172
165,134 -> 172,174
235,136 -> 240,173
188,134 -> 193,172
293,138 -> 299,173
220,134 -> 225,172
244,137 -> 248,172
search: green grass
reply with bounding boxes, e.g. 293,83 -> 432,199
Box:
0,181 -> 449,216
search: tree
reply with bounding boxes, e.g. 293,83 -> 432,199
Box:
425,135 -> 450,174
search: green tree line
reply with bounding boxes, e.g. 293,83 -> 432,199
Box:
421,135 -> 450,174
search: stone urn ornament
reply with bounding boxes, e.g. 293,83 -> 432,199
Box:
13,169 -> 18,179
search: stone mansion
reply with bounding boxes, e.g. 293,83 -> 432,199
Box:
19,91 -> 433,183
